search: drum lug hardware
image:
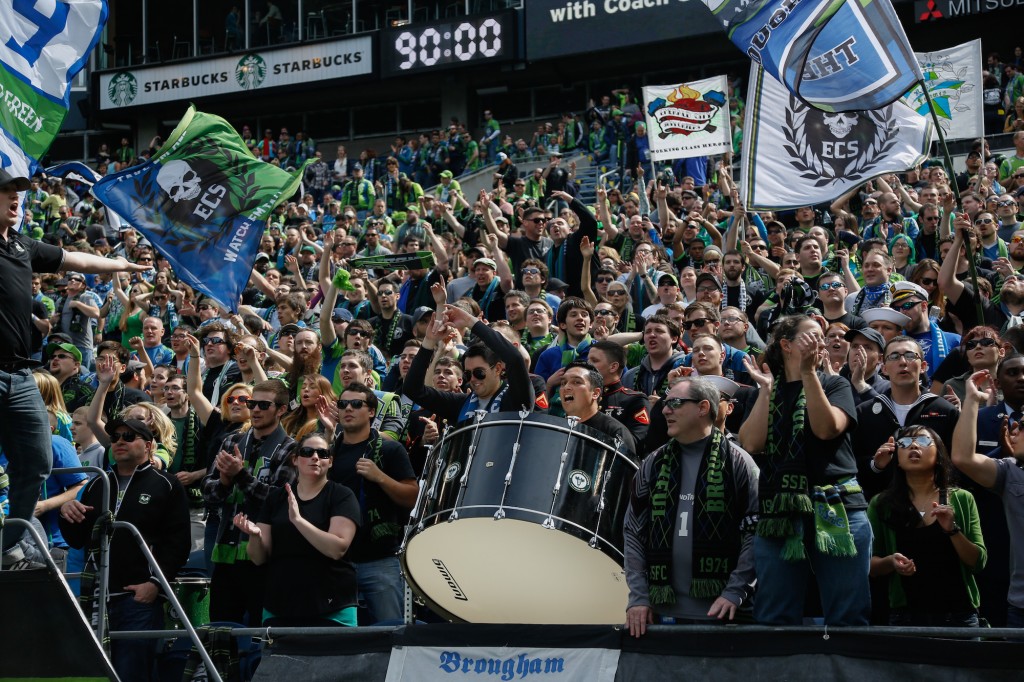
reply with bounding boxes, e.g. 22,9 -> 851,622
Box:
447,510 -> 459,522
588,537 -> 599,549
496,409 -> 531,520
493,509 -> 506,520
542,517 -> 556,529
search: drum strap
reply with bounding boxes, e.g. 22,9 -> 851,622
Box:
457,382 -> 510,423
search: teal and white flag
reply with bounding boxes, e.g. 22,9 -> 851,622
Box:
741,64 -> 932,211
0,1 -> 107,177
903,39 -> 983,141
93,107 -> 307,310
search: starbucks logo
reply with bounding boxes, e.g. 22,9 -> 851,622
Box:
235,54 -> 267,91
107,72 -> 137,106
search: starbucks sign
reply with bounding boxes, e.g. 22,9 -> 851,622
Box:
97,36 -> 371,109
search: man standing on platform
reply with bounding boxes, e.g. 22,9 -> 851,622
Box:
0,169 -> 149,570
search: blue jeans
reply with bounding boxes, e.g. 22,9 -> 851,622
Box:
753,510 -> 873,626
0,369 -> 52,553
108,594 -> 162,681
355,556 -> 404,625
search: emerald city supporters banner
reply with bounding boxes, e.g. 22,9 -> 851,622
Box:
93,107 -> 306,309
741,65 -> 933,211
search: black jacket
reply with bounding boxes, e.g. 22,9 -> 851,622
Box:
60,463 -> 190,591
601,381 -> 651,448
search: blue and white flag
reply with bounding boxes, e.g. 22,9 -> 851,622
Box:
904,39 -> 983,141
45,161 -> 124,231
0,1 -> 107,177
702,0 -> 921,113
93,106 -> 307,310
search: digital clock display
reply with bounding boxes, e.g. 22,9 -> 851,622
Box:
381,12 -> 515,76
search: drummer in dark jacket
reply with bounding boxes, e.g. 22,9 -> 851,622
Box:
59,417 -> 190,681
404,304 -> 535,424
560,361 -> 636,458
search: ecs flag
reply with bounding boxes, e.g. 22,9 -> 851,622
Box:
701,0 -> 921,113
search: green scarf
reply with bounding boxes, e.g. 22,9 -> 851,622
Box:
756,381 -> 860,560
756,382 -> 813,560
521,329 -> 554,361
646,429 -> 742,605
360,431 -> 403,544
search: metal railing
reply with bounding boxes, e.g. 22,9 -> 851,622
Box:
1,466 -> 222,682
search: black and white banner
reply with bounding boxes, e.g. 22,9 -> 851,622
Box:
385,646 -> 619,682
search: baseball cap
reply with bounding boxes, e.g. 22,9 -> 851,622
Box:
352,163 -> 363,171
695,273 -> 722,291
255,252 -> 270,262
331,308 -> 354,323
46,342 -> 82,363
473,257 -> 497,270
497,152 -> 508,162
439,170 -> 453,179
278,323 -> 302,336
844,327 -> 885,352
412,306 -> 434,326
547,277 -> 569,292
681,189 -> 699,199
703,375 -> 740,399
300,244 -> 316,253
0,168 -> 30,191
104,417 -> 154,442
658,273 -> 680,287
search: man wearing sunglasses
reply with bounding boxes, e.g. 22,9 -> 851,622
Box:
202,379 -> 297,625
888,282 -> 959,382
624,377 -> 758,635
52,271 -> 102,371
330,383 -> 417,624
60,418 -> 190,679
195,322 -> 242,406
405,304 -> 535,425
974,211 -> 1007,262
46,340 -> 95,412
941,216 -> 1024,332
995,195 -> 1021,243
851,337 -> 958,501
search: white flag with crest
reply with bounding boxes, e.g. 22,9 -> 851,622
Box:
741,64 -> 933,211
903,39 -> 983,142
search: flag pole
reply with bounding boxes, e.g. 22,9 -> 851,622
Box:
917,78 -> 985,325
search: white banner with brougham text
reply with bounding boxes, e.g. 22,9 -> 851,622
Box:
98,35 -> 371,109
385,646 -> 620,682
642,76 -> 732,162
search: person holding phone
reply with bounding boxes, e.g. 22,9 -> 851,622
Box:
867,425 -> 986,627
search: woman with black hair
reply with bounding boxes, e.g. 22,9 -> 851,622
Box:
868,425 -> 986,627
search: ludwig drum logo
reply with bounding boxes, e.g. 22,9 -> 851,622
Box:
647,83 -> 727,138
235,54 -> 267,90
107,72 -> 138,106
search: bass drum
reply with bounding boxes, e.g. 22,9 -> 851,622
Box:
400,411 -> 638,624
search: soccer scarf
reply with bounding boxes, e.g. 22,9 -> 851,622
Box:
457,382 -> 511,423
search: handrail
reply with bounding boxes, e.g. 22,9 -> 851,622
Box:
113,520 -> 223,682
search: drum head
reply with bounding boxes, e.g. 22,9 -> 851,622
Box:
404,518 -> 628,624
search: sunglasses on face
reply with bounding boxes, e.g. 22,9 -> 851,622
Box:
975,218 -> 995,225
51,353 -> 75,361
522,268 -> 541,275
965,337 -> 997,351
896,434 -> 933,449
893,299 -> 922,311
608,289 -> 627,296
922,215 -> 940,221
298,446 -> 331,459
245,399 -> 279,410
919,277 -> 938,286
594,310 -> 617,317
466,367 -> 490,381
225,395 -> 249,405
663,397 -> 700,411
347,329 -> 372,338
110,431 -> 148,443
337,398 -> 367,410
819,282 -> 844,290
527,217 -> 548,223
683,318 -> 710,330
198,304 -> 215,311
202,337 -> 226,346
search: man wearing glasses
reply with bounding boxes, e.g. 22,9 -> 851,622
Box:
60,417 -> 190,679
624,377 -> 758,635
484,204 -> 552,274
974,210 -> 1007,261
328,383 -> 417,624
46,340 -> 95,412
913,202 -> 944,262
202,379 -> 297,625
851,337 -> 957,501
942,215 -> 1024,332
996,194 -> 1021,243
888,282 -> 959,381
195,322 -> 242,406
